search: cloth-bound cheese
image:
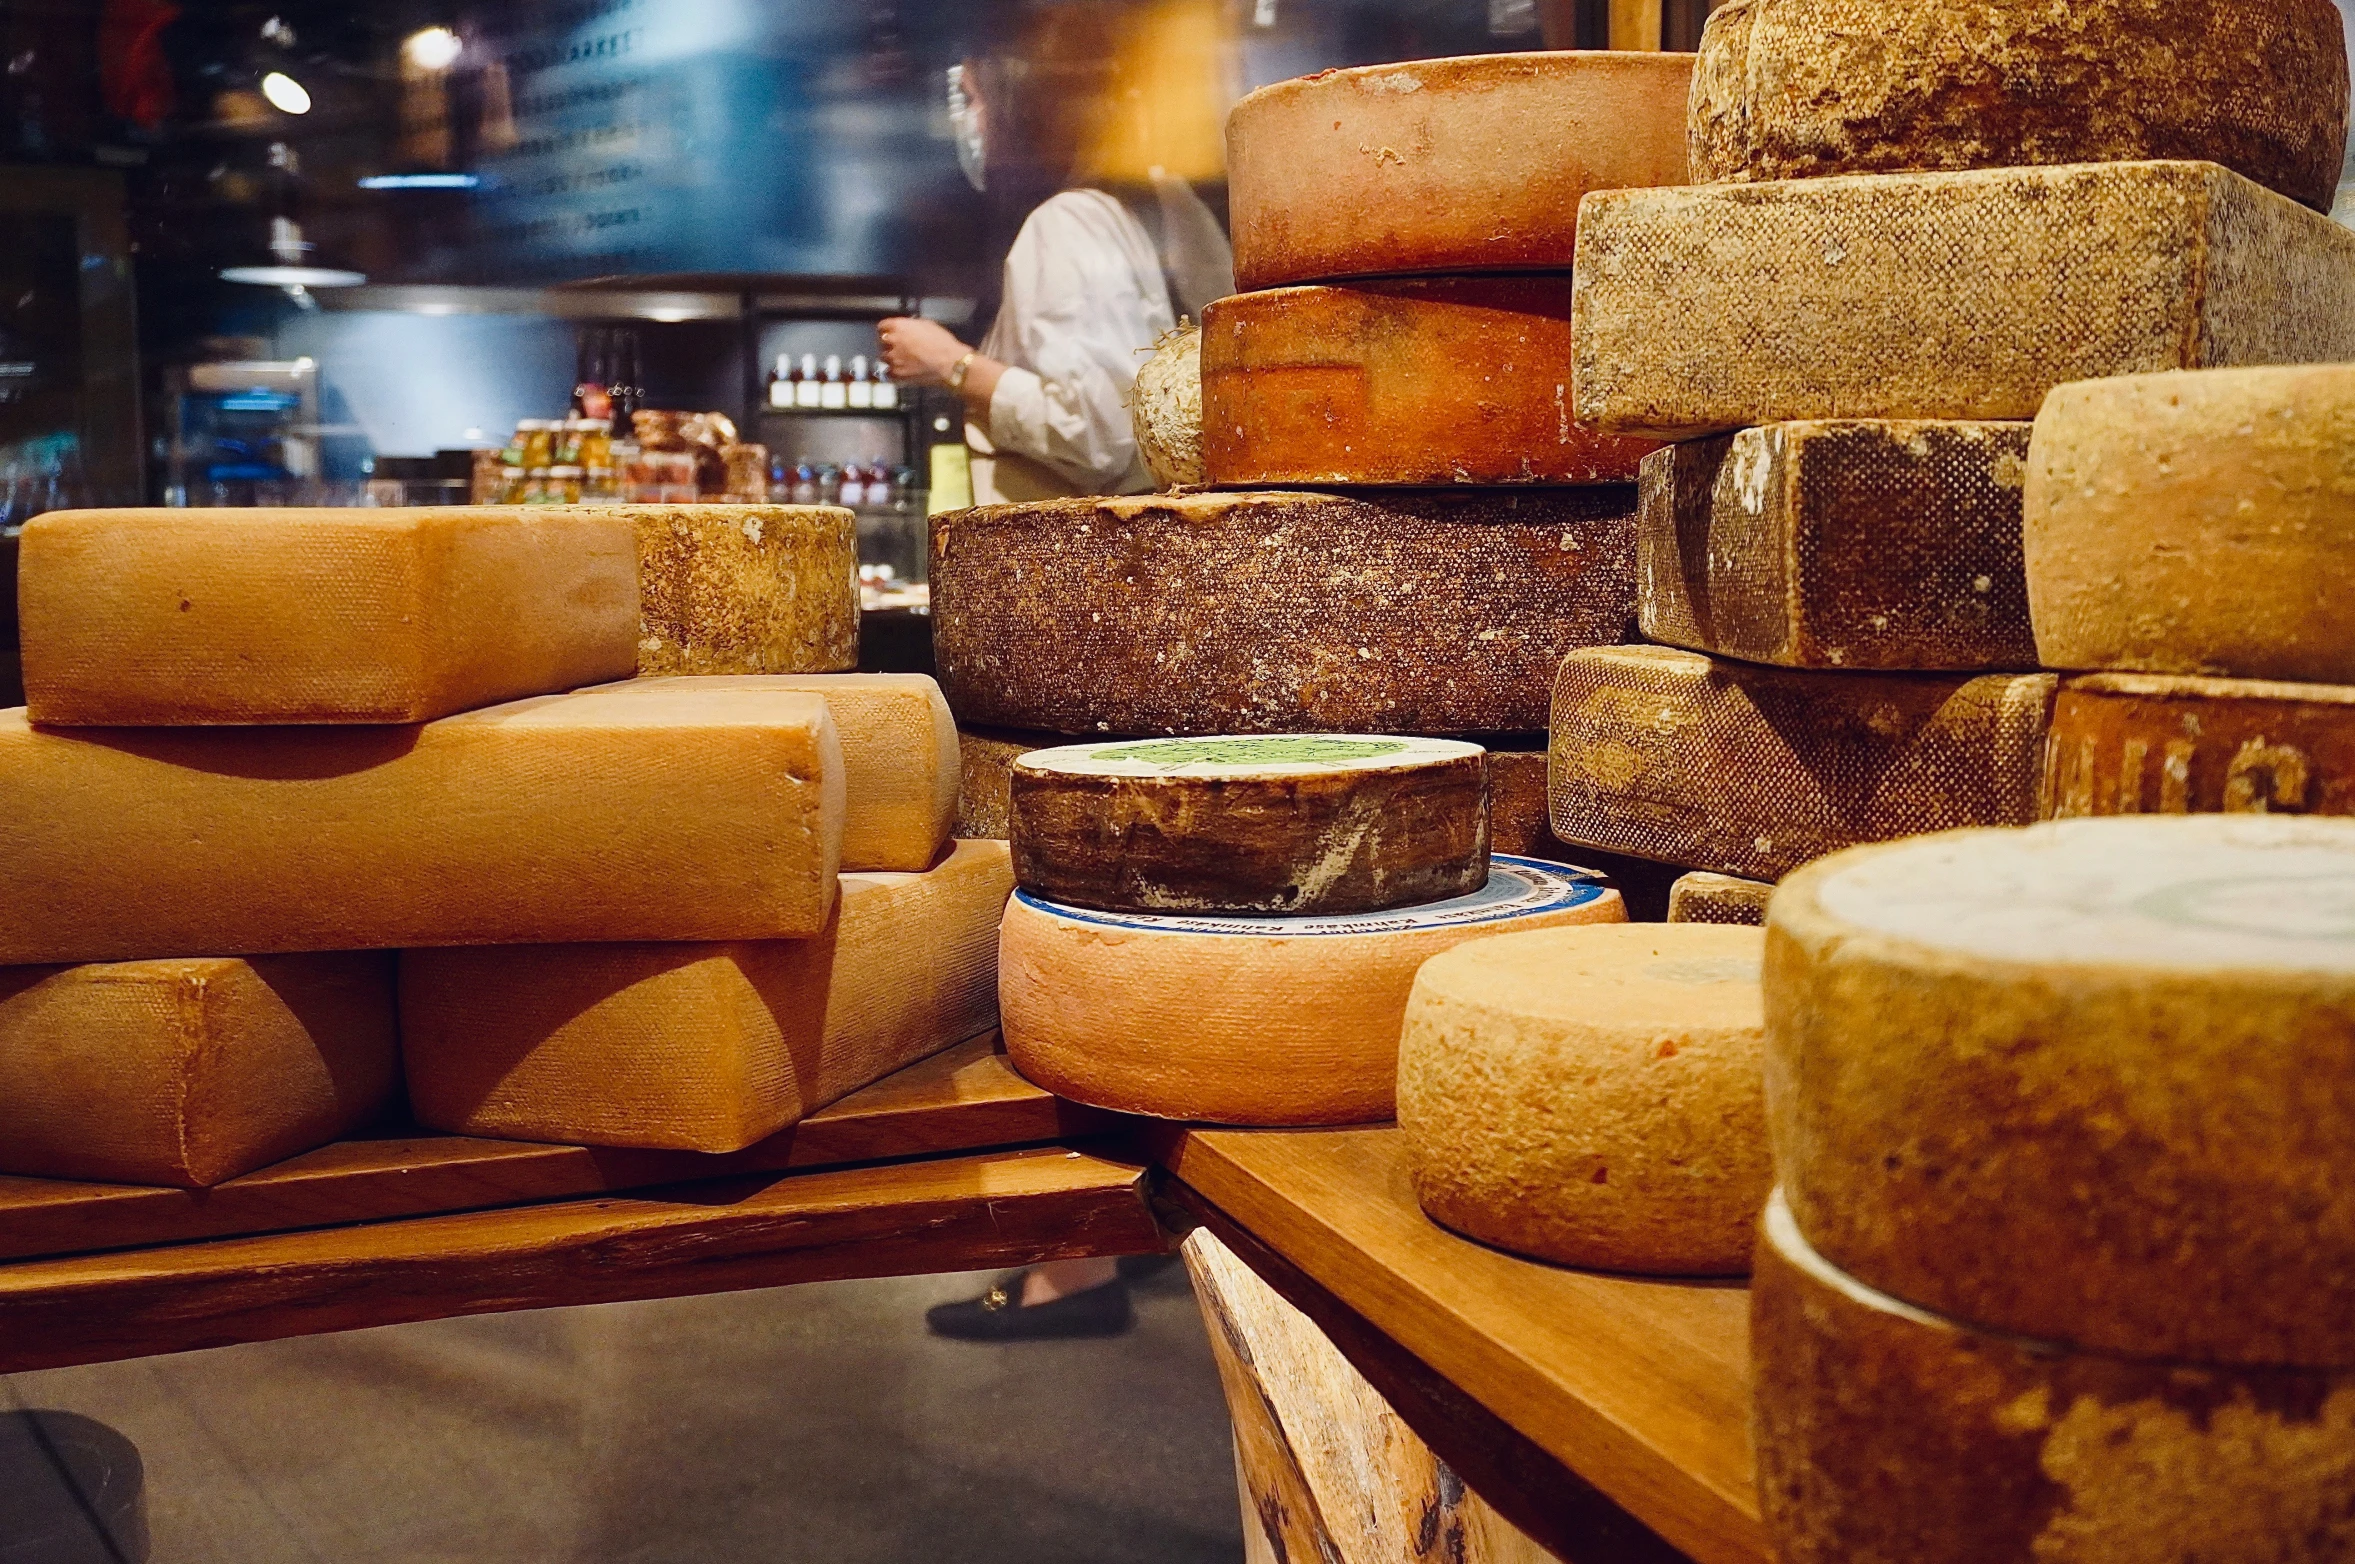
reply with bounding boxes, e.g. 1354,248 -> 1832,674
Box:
1000,855 -> 1624,1125
18,507 -> 640,725
1667,872 -> 1774,926
1398,924 -> 1770,1274
2043,672 -> 2355,820
1767,816 -> 2355,1365
1228,51 -> 1691,289
401,841 -> 1011,1153
1573,162 -> 2355,441
619,503 -> 858,677
0,953 -> 396,1188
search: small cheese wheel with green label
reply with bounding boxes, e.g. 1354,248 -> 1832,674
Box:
1768,814 -> 2355,1366
1398,923 -> 1770,1274
1001,856 -> 1624,1125
1010,734 -> 1488,917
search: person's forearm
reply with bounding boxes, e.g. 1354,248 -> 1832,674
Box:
957,355 -> 1005,423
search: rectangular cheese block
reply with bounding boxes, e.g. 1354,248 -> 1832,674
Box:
0,953 -> 397,1187
620,503 -> 858,676
1638,421 -> 2037,671
2043,672 -> 2355,819
0,681 -> 845,965
19,507 -> 641,725
399,839 -> 1014,1152
1665,870 -> 1774,926
1548,644 -> 2055,880
1572,161 -> 2355,439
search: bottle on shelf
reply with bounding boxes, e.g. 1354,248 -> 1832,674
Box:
821,355 -> 848,410
848,354 -> 874,409
791,462 -> 818,505
872,359 -> 898,410
768,353 -> 797,409
795,354 -> 821,409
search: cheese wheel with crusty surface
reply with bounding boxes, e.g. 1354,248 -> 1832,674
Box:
615,503 -> 857,676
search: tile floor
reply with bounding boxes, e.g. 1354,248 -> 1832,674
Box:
3,1263 -> 1241,1564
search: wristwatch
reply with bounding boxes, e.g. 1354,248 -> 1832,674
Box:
946,351 -> 978,392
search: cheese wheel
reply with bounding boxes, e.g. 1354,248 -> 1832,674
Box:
1227,51 -> 1692,289
1011,734 -> 1488,917
1483,748 -> 1560,862
1766,816 -> 2355,1365
1666,872 -> 1773,926
1548,645 -> 2055,881
2044,672 -> 2355,820
1691,0 -> 2349,211
1000,855 -> 1625,1124
955,724 -> 1042,839
616,503 -> 857,676
1638,421 -> 2035,671
1129,323 -> 1203,490
18,507 -> 639,726
0,953 -> 396,1188
1752,1190 -> 2355,1564
1397,924 -> 1769,1273
400,841 -> 1010,1153
0,682 -> 845,965
2026,366 -> 2355,684
933,490 -> 1636,737
1202,280 -> 1657,486
1572,162 -> 2355,440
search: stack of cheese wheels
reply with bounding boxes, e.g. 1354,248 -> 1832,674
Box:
1754,815 -> 2355,1562
1551,0 -> 2355,893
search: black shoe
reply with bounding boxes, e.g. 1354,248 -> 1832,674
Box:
925,1271 -> 1134,1341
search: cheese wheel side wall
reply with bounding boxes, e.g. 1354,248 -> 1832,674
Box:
2043,673 -> 2355,820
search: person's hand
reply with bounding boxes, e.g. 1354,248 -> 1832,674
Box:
877,317 -> 974,386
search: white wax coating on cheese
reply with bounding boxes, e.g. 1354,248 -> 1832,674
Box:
1017,733 -> 1481,780
1012,856 -> 1608,937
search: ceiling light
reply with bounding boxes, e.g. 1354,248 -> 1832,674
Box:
357,172 -> 480,190
260,72 -> 311,114
403,27 -> 463,71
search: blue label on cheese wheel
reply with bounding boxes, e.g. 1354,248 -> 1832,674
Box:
1013,854 -> 1611,937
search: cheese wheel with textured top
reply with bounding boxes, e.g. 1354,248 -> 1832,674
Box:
2043,672 -> 2355,821
1767,815 -> 2355,1365
617,503 -> 857,676
19,507 -> 640,725
1000,855 -> 1624,1124
1228,51 -> 1691,289
1398,923 -> 1769,1273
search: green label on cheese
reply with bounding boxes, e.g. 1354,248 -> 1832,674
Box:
1086,736 -> 1410,768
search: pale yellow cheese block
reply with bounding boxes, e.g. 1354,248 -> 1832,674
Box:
399,840 -> 1012,1153
1397,923 -> 1770,1274
0,682 -> 845,965
617,503 -> 858,676
19,507 -> 640,724
0,953 -> 397,1188
1000,856 -> 1625,1126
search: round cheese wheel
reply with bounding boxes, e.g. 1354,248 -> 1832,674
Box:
1200,281 -> 1659,487
1398,924 -> 1769,1274
1000,855 -> 1625,1125
955,724 -> 1045,840
1753,1189 -> 2355,1564
1010,734 -> 1487,917
1227,51 -> 1692,289
1128,322 -> 1203,490
1768,814 -> 2355,1366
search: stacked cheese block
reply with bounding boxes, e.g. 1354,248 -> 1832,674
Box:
0,502 -> 1002,1188
938,51 -> 1694,881
1547,0 -> 2355,920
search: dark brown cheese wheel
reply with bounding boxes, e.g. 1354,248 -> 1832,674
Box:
2044,672 -> 2355,820
955,725 -> 1048,840
931,490 -> 1636,737
1010,734 -> 1487,917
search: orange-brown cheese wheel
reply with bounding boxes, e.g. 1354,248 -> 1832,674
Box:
1228,51 -> 1691,289
2042,672 -> 2355,821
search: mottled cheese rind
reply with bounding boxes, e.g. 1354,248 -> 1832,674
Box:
1753,1191 -> 2355,1564
2026,366 -> 2355,684
1638,421 -> 2036,671
19,507 -> 641,725
955,725 -> 1044,839
1547,644 -> 2055,881
2043,672 -> 2355,821
1398,924 -> 1770,1273
617,504 -> 858,676
1128,323 -> 1204,491
1691,0 -> 2349,211
400,841 -> 1011,1153
0,953 -> 397,1188
1228,51 -> 1692,288
0,683 -> 846,964
933,490 -> 1638,736
1202,280 -> 1658,486
1573,161 -> 2355,440
1666,872 -> 1774,926
1766,817 -> 2355,1365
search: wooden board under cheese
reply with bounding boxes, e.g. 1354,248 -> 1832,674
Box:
18,507 -> 640,725
617,503 -> 858,676
1666,872 -> 1773,926
2043,672 -> 2355,820
1572,161 -> 2355,440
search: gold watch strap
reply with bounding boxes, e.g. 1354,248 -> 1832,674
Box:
946,351 -> 979,391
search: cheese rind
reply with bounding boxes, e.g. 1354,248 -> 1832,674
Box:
0,683 -> 846,964
933,490 -> 1637,737
955,725 -> 1043,839
1547,645 -> 2054,880
1227,51 -> 1692,288
1691,0 -> 2349,211
0,953 -> 397,1188
1129,323 -> 1204,490
2043,672 -> 2355,820
1766,817 -> 2355,1364
999,856 -> 1625,1125
400,841 -> 1011,1153
1572,162 -> 2355,440
2025,366 -> 2355,684
19,507 -> 641,725
1202,280 -> 1657,486
616,504 -> 858,677
1638,422 -> 2036,671
1752,1190 -> 2355,1564
1666,872 -> 1774,926
1398,924 -> 1770,1273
